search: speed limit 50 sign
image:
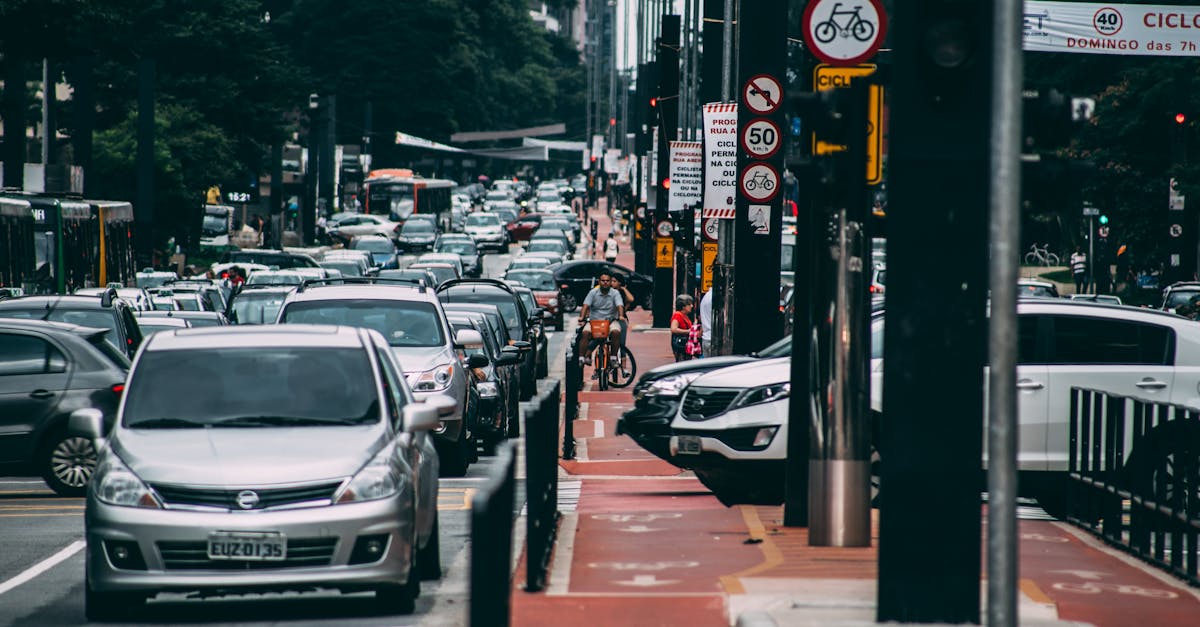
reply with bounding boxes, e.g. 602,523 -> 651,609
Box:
741,119 -> 781,159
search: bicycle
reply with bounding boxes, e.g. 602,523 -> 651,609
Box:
578,319 -> 638,390
814,3 -> 876,43
1023,243 -> 1060,267
744,170 -> 775,192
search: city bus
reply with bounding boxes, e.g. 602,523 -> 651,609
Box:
362,169 -> 455,230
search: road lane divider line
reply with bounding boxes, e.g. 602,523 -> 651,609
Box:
0,505 -> 85,511
0,513 -> 83,518
593,419 -> 604,438
0,540 -> 85,596
719,505 -> 783,594
546,511 -> 579,596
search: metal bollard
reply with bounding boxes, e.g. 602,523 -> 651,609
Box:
563,343 -> 579,460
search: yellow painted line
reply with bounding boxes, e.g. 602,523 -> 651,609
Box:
1020,578 -> 1056,606
719,505 -> 784,594
437,488 -> 476,511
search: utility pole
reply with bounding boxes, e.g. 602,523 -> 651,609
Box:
135,58 -> 156,265
3,54 -> 27,190
652,15 -> 680,328
711,0 -> 736,356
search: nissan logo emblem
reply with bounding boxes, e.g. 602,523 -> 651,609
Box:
236,490 -> 260,510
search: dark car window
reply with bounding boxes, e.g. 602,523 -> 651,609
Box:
123,348 -> 379,428
505,270 -> 557,290
0,308 -> 121,349
353,238 -> 396,254
1045,315 -> 1174,366
280,299 -> 445,347
0,333 -> 66,375
1163,289 -> 1200,309
527,241 -> 567,254
439,288 -> 524,335
437,241 -> 477,255
557,263 -> 591,279
402,221 -> 435,234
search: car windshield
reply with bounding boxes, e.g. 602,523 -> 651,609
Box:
378,270 -> 431,285
543,220 -> 570,230
1165,290 -> 1200,309
505,270 -> 556,290
0,308 -> 120,348
230,292 -> 288,324
247,273 -> 303,286
122,348 -> 379,428
511,259 -> 549,269
202,215 -> 227,234
229,252 -> 312,269
466,214 -> 500,227
411,265 -> 456,286
280,299 -> 445,347
321,260 -> 363,277
437,241 -> 476,255
527,241 -> 565,254
758,335 -> 793,358
354,239 -> 395,253
440,289 -> 522,334
402,221 -> 435,234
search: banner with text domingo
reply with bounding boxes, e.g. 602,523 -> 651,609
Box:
703,103 -> 738,220
1024,1 -> 1200,56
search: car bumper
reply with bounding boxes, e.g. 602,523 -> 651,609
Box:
85,496 -> 414,594
476,395 -> 504,436
667,398 -> 788,464
617,397 -> 685,466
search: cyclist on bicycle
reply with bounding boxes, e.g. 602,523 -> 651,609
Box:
577,271 -> 625,366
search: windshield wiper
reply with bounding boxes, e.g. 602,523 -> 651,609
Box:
128,417 -> 211,429
211,415 -> 365,427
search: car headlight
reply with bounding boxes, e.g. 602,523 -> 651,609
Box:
411,363 -> 455,392
732,382 -> 790,408
639,372 -> 704,399
94,455 -> 161,509
549,298 -> 558,306
335,444 -> 407,503
477,381 -> 499,397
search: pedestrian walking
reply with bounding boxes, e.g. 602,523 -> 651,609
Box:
699,288 -> 713,357
1070,246 -> 1088,294
670,294 -> 695,362
603,236 -> 619,263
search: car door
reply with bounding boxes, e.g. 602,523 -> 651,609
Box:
1009,314 -> 1051,471
0,332 -> 71,463
1043,313 -> 1176,472
376,345 -> 437,538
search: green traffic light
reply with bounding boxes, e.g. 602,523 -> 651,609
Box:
1099,215 -> 1109,225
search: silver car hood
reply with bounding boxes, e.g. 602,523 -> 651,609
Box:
113,425 -> 385,486
391,344 -> 455,375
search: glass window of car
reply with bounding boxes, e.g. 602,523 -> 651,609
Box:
1044,315 -> 1173,365
504,270 -> 556,290
122,347 -> 379,428
410,264 -> 456,286
0,308 -> 120,349
230,291 -> 288,324
527,241 -> 566,254
401,221 -> 435,235
320,260 -> 364,277
1163,288 -> 1200,310
466,213 -> 501,227
353,238 -> 396,254
439,288 -> 524,336
0,333 -> 66,375
375,348 -> 408,427
280,299 -> 445,347
437,240 -> 477,255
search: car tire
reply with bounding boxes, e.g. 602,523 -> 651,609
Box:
374,547 -> 419,615
537,350 -> 549,379
439,429 -> 472,477
561,293 -> 578,313
85,580 -> 143,622
418,512 -> 442,580
39,426 -> 98,497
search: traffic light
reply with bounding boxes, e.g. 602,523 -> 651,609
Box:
1098,214 -> 1109,225
1176,112 -> 1187,125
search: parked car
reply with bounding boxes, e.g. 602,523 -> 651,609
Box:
446,313 -> 523,452
352,235 -> 402,269
76,325 -> 448,620
504,269 -> 563,330
0,319 -> 128,496
434,235 -> 482,278
553,260 -> 653,312
275,282 -> 482,476
0,289 -> 144,358
462,213 -> 507,252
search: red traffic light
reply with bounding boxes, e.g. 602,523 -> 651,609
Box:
1176,112 -> 1187,124
609,117 -> 616,126
649,97 -> 657,108
661,178 -> 670,189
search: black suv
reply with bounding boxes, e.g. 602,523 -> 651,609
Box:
437,279 -> 539,399
0,289 -> 144,358
0,319 -> 129,495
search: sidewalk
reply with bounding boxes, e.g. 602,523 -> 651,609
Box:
511,202 -> 1200,626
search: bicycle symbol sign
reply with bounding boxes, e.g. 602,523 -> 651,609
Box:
802,0 -> 888,66
740,163 -> 780,203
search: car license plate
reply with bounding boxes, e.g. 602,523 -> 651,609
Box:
677,435 -> 702,455
207,531 -> 286,561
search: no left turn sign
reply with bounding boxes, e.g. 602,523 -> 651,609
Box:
1170,223 -> 1183,238
802,0 -> 888,66
742,75 -> 782,115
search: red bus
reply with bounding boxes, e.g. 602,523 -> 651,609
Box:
363,169 -> 455,229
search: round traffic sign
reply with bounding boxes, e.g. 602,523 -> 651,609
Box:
637,206 -> 646,219
1098,225 -> 1110,238
742,75 -> 782,115
741,118 -> 782,159
703,218 -> 720,241
740,163 -> 780,203
802,0 -> 888,66
1170,223 -> 1183,238
656,220 -> 674,238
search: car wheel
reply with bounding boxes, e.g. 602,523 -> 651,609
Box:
40,427 -> 98,497
506,398 -> 520,438
374,545 -> 419,615
418,512 -> 442,580
439,429 -> 472,477
561,293 -> 578,313
85,580 -> 143,622
537,351 -> 549,379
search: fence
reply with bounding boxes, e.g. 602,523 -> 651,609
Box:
1066,387 -> 1200,586
524,378 -> 562,592
469,441 -> 516,627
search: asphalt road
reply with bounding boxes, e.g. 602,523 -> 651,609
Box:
0,243 -> 570,627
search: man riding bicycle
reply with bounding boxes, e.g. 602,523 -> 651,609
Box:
577,271 -> 624,368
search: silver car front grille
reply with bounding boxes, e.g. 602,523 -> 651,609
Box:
680,387 -> 741,421
150,481 -> 344,511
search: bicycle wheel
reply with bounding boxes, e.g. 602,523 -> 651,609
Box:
1046,253 -> 1060,266
596,346 -> 610,391
852,20 -> 875,42
1023,251 -> 1038,265
608,347 -> 637,388
814,20 -> 837,43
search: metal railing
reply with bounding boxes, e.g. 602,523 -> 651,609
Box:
525,379 -> 562,592
469,441 -> 516,627
1067,387 -> 1200,586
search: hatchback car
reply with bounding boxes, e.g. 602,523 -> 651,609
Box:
504,269 -> 563,331
275,282 -> 482,476
0,289 -> 144,359
395,220 -> 438,253
462,213 -> 506,252
351,236 -> 401,269
434,236 -> 482,278
0,319 -> 128,496
76,326 -> 449,619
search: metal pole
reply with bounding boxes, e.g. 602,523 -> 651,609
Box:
1088,215 -> 1095,293
41,58 -> 51,166
720,0 -> 733,101
988,0 -> 1023,624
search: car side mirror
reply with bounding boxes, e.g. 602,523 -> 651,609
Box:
454,329 -> 484,348
423,393 -> 458,417
497,346 -> 522,365
466,353 -> 489,369
401,404 -> 440,432
69,408 -> 106,441
510,340 -> 532,352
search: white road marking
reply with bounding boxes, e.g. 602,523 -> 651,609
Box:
547,512 -> 578,596
0,540 -> 85,596
593,420 -> 605,438
1054,521 -> 1200,602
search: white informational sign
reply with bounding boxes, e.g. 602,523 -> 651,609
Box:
582,148 -> 591,172
604,149 -> 621,175
1024,1 -> 1200,56
702,103 -> 738,219
592,135 -> 605,160
640,155 -> 649,202
668,141 -> 703,213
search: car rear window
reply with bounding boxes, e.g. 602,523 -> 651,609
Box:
280,299 -> 445,347
440,289 -> 522,334
123,347 -> 379,428
0,308 -> 120,349
230,292 -> 288,324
